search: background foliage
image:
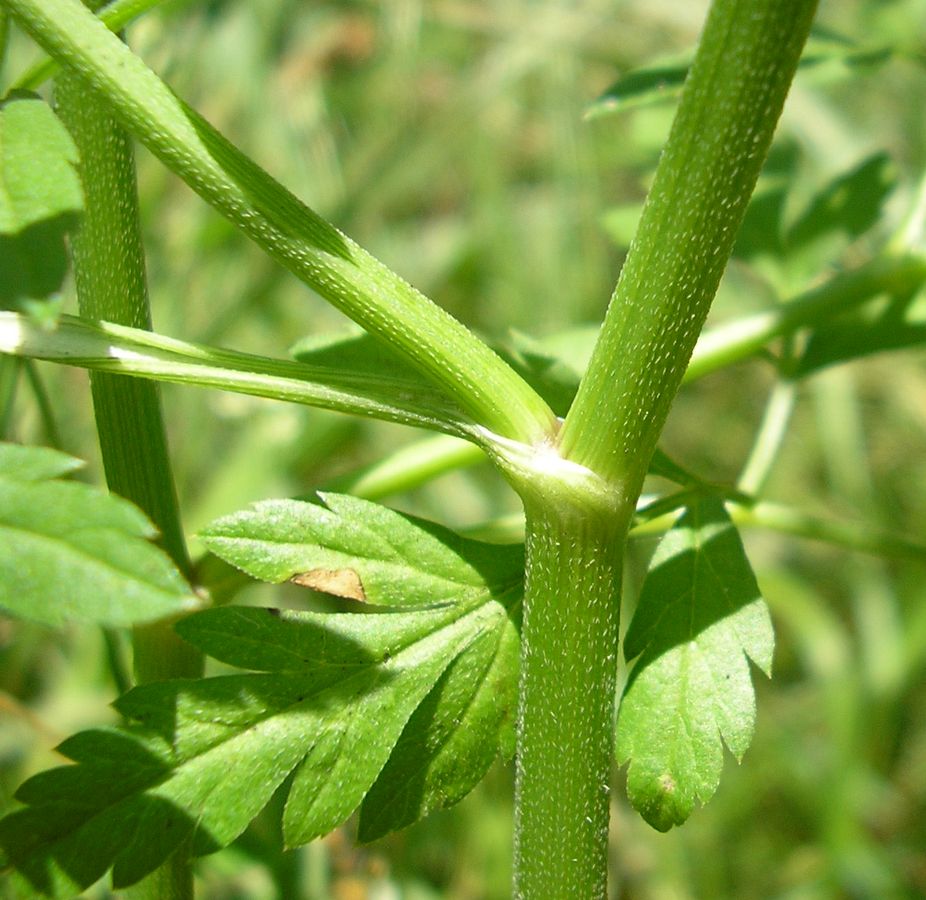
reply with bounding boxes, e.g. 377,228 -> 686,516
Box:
2,0 -> 926,896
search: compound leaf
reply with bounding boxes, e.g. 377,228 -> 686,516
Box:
1,499 -> 523,896
617,495 -> 773,831
0,442 -> 197,627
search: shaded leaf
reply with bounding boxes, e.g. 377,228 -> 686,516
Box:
497,326 -> 596,417
0,442 -> 198,627
0,93 -> 82,305
647,448 -> 702,486
735,151 -> 893,271
796,287 -> 926,376
586,61 -> 688,119
617,495 -> 773,831
784,153 -> 895,256
732,181 -> 789,261
358,609 -> 519,841
290,326 -> 422,382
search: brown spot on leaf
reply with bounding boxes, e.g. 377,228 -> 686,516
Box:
290,568 -> 367,602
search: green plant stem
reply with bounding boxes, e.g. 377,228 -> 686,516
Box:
56,45 -> 198,900
0,311 -> 478,440
632,499 -> 926,562
515,495 -> 627,900
686,252 -> 926,382
2,0 -> 556,446
560,0 -> 819,491
22,361 -> 62,449
326,434 -> 484,499
737,377 -> 797,496
0,354 -> 19,438
513,1 -> 817,895
11,0 -> 167,91
56,73 -> 190,584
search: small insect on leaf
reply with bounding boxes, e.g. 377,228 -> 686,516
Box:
290,568 -> 367,602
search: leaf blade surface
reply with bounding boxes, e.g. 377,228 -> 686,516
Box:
617,495 -> 773,831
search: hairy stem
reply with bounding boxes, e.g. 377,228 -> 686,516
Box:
514,493 -> 627,900
12,0 -> 167,90
0,312 -> 478,440
56,40 -> 199,900
514,1 -> 818,895
3,0 -> 556,445
560,0 -> 819,493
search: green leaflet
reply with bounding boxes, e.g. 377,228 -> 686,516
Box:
0,93 -> 82,306
0,93 -> 81,234
199,492 -> 525,608
795,289 -> 926,375
0,501 -> 522,896
199,493 -> 523,838
616,495 -> 774,832
358,611 -> 519,842
0,440 -> 82,481
0,442 -> 197,626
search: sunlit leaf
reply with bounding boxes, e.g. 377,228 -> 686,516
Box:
0,443 -> 198,627
199,492 -> 524,608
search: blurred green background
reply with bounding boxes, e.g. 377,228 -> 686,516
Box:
3,0 -> 926,896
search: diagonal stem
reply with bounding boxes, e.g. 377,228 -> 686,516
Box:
2,0 -> 556,446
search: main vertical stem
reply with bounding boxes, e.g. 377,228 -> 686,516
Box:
56,24 -> 200,900
514,498 -> 628,899
559,0 -> 819,490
